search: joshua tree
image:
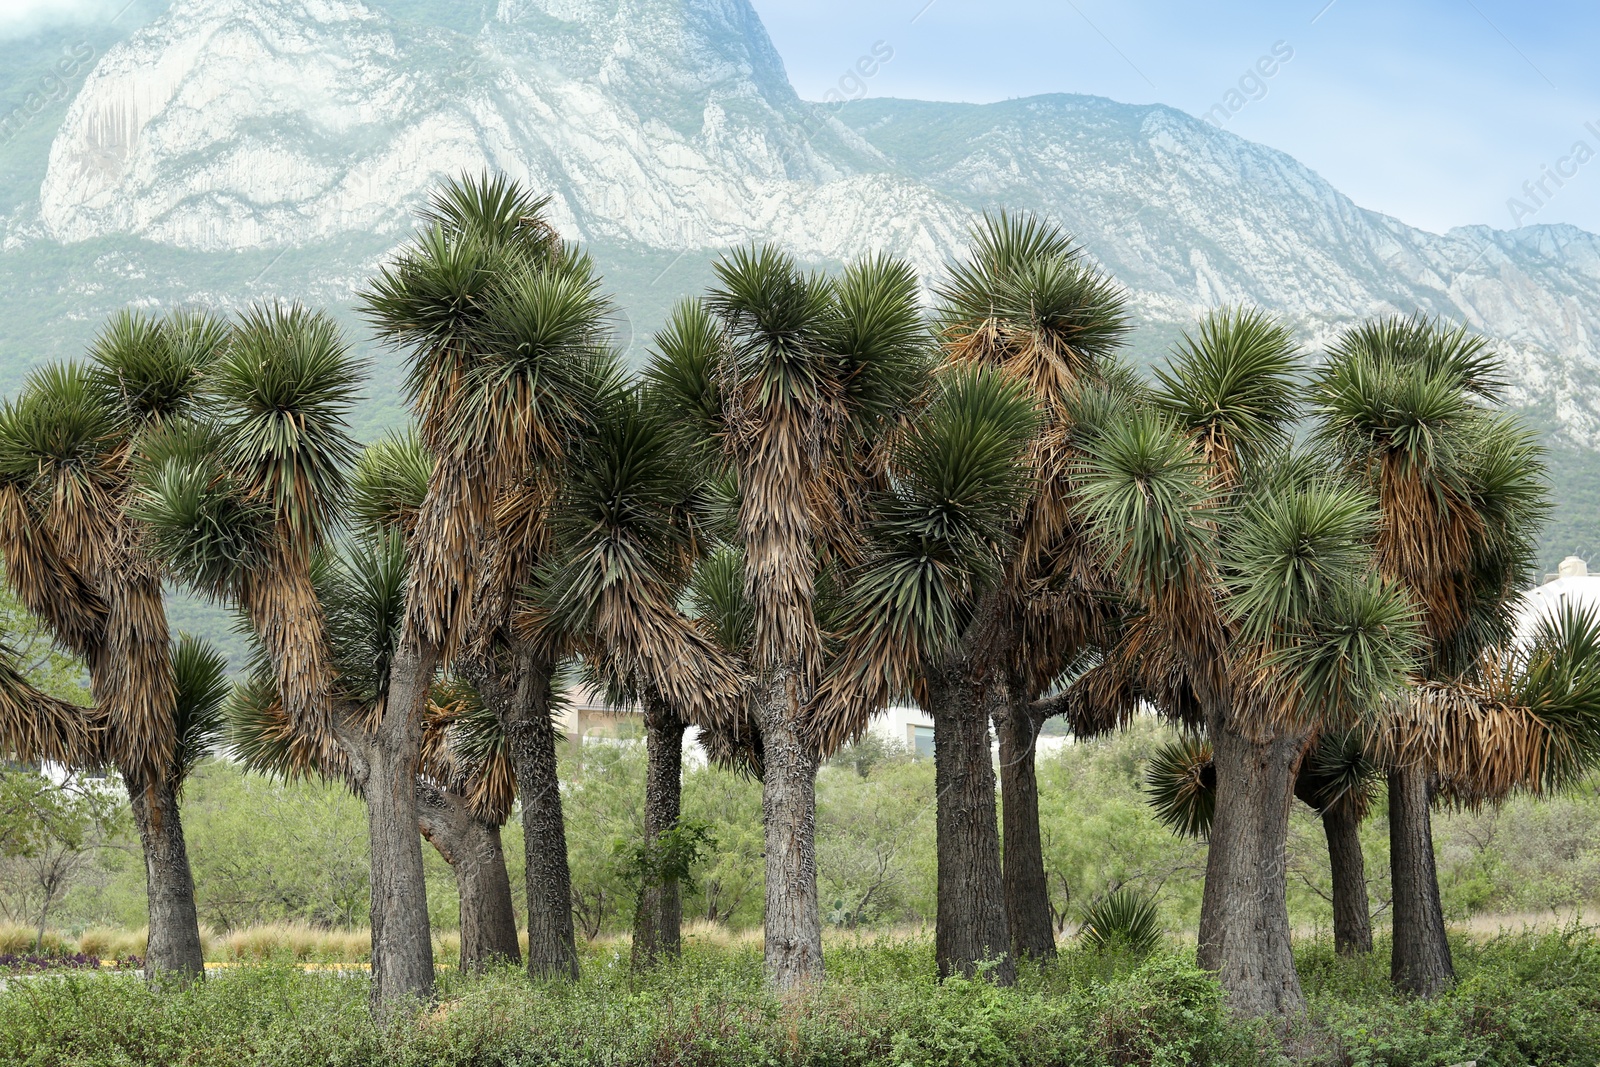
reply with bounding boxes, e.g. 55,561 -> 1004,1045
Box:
224,514 -> 523,972
1075,308 -> 1420,1018
0,311 -> 232,982
646,250 -> 929,987
527,384 -> 742,967
361,174 -> 618,985
1312,315 -> 1549,996
134,305 -> 423,996
922,214 -> 1129,973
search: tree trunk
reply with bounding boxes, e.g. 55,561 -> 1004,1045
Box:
1388,762 -> 1453,996
416,782 -> 521,972
994,685 -> 1055,963
1322,801 -> 1373,956
754,668 -> 824,989
360,641 -> 437,1011
1197,718 -> 1307,1019
122,765 -> 204,986
926,666 -> 1015,984
498,651 -> 578,980
632,696 -> 686,970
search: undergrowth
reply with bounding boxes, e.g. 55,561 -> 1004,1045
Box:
0,929 -> 1595,1066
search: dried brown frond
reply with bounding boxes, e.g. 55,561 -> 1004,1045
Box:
404,451 -> 499,659
240,544 -> 335,740
0,485 -> 106,656
1366,679 -> 1548,806
0,659 -> 100,767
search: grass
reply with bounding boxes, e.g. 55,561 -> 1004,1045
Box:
0,929 -> 1596,1065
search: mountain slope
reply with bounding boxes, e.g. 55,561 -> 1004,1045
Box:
0,0 -> 1595,570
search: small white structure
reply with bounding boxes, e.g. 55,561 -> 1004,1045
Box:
1517,556 -> 1600,643
867,704 -> 936,756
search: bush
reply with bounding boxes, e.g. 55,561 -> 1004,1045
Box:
2,932 -> 1598,1065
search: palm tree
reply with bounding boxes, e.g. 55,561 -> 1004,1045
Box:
1075,307 -> 1420,1018
0,310 -> 232,983
646,250 -> 928,987
1312,314 -> 1549,995
361,174 -> 616,984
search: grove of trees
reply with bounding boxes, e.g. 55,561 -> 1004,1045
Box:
1,173 -> 1598,1027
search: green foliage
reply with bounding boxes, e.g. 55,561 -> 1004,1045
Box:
0,942 -> 1266,1067
615,818 -> 716,889
1078,888 -> 1163,956
0,769 -> 122,943
1154,306 -> 1301,468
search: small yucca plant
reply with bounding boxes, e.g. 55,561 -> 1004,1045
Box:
1078,889 -> 1162,956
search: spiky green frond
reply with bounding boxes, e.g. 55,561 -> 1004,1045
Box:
350,431 -> 434,536
643,298 -> 727,451
709,245 -> 835,377
1313,347 -> 1477,481
211,303 -> 362,545
1274,574 -> 1421,727
533,390 -> 691,641
1300,729 -> 1379,817
320,529 -> 409,710
826,253 -> 932,436
134,454 -> 274,599
687,545 -> 753,655
1079,888 -> 1163,955
1076,408 -> 1215,601
1517,602 -> 1600,789
1327,313 -> 1501,402
936,212 -> 1130,393
419,171 -> 558,256
89,309 -> 229,428
936,211 -> 1081,323
1222,474 -> 1376,643
0,363 -> 123,504
169,633 -> 229,787
1145,734 -> 1215,838
1155,307 -> 1300,475
451,259 -> 617,466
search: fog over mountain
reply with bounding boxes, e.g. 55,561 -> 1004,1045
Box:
3,0 -> 1598,560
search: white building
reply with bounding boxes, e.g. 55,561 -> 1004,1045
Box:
1517,555 -> 1600,643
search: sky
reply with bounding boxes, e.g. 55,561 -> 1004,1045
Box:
1,0 -> 1595,236
749,0 -> 1600,236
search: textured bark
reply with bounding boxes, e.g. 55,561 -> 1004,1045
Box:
1322,802 -> 1374,957
632,697 -> 686,970
357,639 -> 437,1011
1389,763 -> 1454,996
755,668 -> 824,988
926,666 -> 1015,984
1197,718 -> 1307,1018
123,766 -> 204,986
416,782 -> 521,972
994,686 -> 1056,962
497,651 -> 578,981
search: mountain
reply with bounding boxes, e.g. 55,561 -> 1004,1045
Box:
3,0 -> 1598,565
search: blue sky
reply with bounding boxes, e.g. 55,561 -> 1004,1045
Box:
750,0 -> 1600,236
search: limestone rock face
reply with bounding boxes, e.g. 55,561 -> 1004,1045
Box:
21,0 -> 1600,441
